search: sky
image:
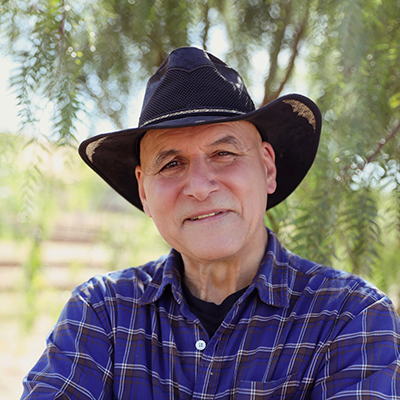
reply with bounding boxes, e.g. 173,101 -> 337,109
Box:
0,53 -> 129,142
0,26 -> 235,141
0,21 -> 275,141
0,23 -> 308,141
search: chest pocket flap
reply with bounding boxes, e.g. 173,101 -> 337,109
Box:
235,374 -> 306,400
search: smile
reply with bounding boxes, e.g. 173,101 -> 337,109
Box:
189,212 -> 222,221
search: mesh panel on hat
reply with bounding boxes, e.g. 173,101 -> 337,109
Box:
139,67 -> 255,126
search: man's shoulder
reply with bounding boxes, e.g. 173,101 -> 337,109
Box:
268,228 -> 375,290
72,253 -> 171,304
286,250 -> 391,311
287,250 -> 373,286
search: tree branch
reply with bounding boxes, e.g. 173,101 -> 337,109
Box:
268,5 -> 310,103
262,2 -> 293,105
339,118 -> 400,180
84,84 -> 124,130
202,3 -> 210,51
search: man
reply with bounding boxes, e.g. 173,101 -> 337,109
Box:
22,47 -> 400,399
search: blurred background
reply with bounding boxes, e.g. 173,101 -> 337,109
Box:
1,0 -> 400,397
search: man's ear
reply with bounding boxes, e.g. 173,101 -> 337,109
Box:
262,142 -> 277,195
135,166 -> 152,217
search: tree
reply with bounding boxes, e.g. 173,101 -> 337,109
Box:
1,0 -> 400,299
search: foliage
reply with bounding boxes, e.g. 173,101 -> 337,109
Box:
0,130 -> 168,329
1,0 -> 400,301
286,0 -> 400,279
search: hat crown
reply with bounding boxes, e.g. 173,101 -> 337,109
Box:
139,47 -> 255,127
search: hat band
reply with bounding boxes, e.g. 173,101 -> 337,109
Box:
140,108 -> 246,127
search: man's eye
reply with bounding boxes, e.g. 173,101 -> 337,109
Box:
215,151 -> 236,158
160,160 -> 180,171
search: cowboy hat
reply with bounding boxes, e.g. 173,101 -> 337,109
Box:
79,47 -> 321,211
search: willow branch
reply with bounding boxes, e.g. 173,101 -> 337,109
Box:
57,0 -> 67,78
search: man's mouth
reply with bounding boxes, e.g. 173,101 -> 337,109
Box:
189,212 -> 222,221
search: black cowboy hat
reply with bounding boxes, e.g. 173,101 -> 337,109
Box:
79,47 -> 321,211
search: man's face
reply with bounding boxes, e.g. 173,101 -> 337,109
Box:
135,121 -> 277,264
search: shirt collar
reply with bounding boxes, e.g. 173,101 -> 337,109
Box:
250,228 -> 290,308
140,249 -> 185,306
140,228 -> 290,309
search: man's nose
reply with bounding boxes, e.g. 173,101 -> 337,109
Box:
182,157 -> 219,201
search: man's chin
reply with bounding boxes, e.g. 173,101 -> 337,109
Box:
178,237 -> 245,264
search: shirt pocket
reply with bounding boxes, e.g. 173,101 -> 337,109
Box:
235,374 -> 302,400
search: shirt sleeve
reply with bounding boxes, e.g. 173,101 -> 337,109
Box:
312,296 -> 400,399
21,289 -> 114,400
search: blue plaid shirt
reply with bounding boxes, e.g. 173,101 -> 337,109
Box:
22,229 -> 400,399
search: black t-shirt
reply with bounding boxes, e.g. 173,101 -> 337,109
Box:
181,279 -> 248,338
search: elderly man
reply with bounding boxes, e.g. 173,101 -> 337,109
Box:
22,47 -> 400,399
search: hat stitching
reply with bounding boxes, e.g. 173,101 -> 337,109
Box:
86,137 -> 107,163
282,99 -> 316,131
160,64 -> 223,73
140,108 -> 246,127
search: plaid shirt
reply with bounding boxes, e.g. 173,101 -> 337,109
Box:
22,229 -> 400,399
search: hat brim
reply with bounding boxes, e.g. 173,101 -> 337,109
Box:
79,93 -> 321,211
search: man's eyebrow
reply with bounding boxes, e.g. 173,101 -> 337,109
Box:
153,149 -> 181,169
209,135 -> 241,148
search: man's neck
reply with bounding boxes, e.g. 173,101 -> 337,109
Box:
181,232 -> 268,305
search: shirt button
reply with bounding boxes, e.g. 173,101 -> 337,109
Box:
195,340 -> 206,351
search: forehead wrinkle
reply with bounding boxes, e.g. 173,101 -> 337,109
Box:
209,134 -> 242,149
142,123 -> 255,171
153,134 -> 243,169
